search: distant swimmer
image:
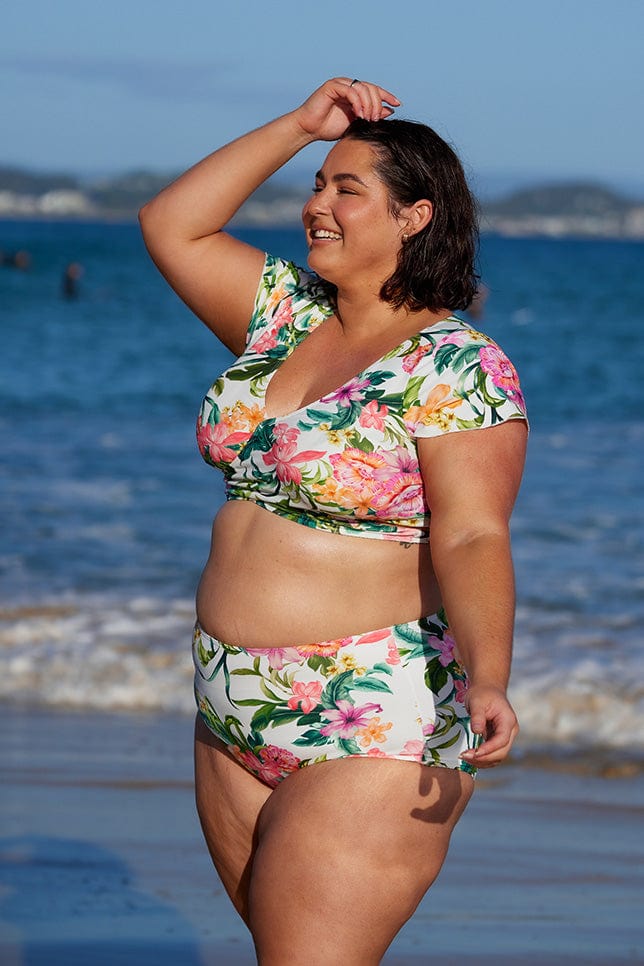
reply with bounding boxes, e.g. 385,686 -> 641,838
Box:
61,261 -> 84,299
0,249 -> 31,270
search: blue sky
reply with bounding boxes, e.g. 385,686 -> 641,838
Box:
2,0 -> 643,195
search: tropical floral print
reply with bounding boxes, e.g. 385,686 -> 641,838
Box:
197,254 -> 527,543
193,612 -> 479,789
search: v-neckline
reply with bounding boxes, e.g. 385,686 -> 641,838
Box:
260,310 -> 461,423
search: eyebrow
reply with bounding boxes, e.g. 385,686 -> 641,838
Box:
314,170 -> 368,187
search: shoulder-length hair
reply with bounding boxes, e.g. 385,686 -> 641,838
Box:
342,118 -> 479,312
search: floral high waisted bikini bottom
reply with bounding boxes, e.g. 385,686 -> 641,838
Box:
193,611 -> 479,788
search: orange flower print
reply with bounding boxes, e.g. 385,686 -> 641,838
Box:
355,716 -> 393,747
297,637 -> 349,658
223,401 -> 265,434
403,383 -> 461,432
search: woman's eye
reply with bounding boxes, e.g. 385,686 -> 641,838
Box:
311,186 -> 323,193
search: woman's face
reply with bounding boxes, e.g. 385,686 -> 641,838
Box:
301,138 -> 406,290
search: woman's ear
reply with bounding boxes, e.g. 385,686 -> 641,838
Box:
402,199 -> 433,238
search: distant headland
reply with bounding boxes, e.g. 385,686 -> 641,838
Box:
1,166 -> 643,240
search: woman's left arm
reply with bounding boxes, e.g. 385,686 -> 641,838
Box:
418,419 -> 528,768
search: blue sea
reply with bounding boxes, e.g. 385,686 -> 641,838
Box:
1,221 -> 643,764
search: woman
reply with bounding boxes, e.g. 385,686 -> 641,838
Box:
140,77 -> 527,964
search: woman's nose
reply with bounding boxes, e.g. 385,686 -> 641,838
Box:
307,189 -> 330,216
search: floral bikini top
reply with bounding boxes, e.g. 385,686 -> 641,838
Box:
197,254 -> 527,543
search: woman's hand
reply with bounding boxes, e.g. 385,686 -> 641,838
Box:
460,684 -> 519,768
292,77 -> 400,142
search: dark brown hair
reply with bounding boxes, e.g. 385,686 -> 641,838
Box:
342,118 -> 479,312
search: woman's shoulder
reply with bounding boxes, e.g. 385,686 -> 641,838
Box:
405,314 -> 528,436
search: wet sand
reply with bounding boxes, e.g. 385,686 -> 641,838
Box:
1,707 -> 642,964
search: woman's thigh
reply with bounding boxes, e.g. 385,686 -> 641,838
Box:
194,715 -> 271,922
248,756 -> 474,966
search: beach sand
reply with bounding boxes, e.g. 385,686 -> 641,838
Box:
1,707 -> 642,965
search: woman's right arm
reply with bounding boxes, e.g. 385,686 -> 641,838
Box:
138,78 -> 399,354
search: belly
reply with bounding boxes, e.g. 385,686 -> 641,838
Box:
195,500 -> 442,647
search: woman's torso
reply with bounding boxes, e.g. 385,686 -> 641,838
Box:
194,254 -> 526,648
196,500 -> 440,647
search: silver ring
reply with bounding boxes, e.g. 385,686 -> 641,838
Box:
350,78 -> 360,87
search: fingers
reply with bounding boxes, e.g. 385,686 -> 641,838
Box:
461,719 -> 519,769
336,77 -> 401,121
460,687 -> 519,769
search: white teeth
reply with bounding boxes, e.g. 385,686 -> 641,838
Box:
312,229 -> 342,240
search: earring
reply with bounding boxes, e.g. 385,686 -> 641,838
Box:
402,233 -> 409,243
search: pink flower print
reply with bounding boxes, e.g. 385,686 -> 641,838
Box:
245,646 -> 305,670
354,628 -> 391,646
320,699 -> 383,739
272,421 -> 299,445
358,399 -> 388,431
271,296 -> 295,329
251,297 -> 295,354
234,747 -> 264,775
321,376 -> 371,407
234,744 -> 301,787
371,473 -> 425,518
257,744 -> 301,785
401,739 -> 425,760
428,632 -> 456,667
402,344 -> 430,373
386,637 -> 401,666
454,678 -> 469,706
263,432 -> 325,485
365,747 -> 388,757
422,721 -> 435,736
329,449 -> 390,488
252,327 -> 281,354
379,445 -> 419,475
287,680 -> 324,714
434,331 -> 467,351
478,344 -> 525,406
196,416 -> 249,463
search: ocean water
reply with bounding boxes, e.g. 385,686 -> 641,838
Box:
1,221 -> 643,764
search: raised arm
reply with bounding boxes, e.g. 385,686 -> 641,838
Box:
138,78 -> 400,354
418,419 -> 528,768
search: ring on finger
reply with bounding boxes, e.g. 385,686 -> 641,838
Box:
349,78 -> 360,87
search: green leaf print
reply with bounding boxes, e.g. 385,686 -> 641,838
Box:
196,633 -> 219,666
293,729 -> 332,747
226,355 -> 284,382
393,623 -> 424,647
337,737 -> 361,755
305,655 -> 334,674
321,671 -> 355,709
249,703 -> 288,733
424,660 -> 449,694
351,676 -> 394,695
401,375 -> 427,411
372,662 -> 394,676
240,419 -> 275,454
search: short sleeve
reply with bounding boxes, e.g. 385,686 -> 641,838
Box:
245,253 -> 312,347
406,335 -> 528,438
